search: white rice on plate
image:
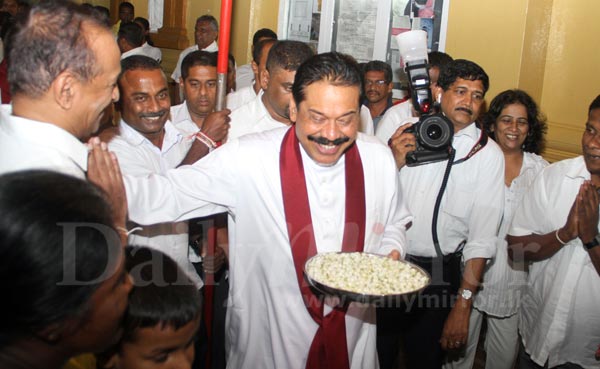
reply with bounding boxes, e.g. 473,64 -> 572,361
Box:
305,252 -> 429,296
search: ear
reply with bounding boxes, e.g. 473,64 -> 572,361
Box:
289,98 -> 298,124
259,69 -> 270,91
251,61 -> 259,77
52,71 -> 78,110
36,322 -> 64,344
433,85 -> 443,104
387,82 -> 394,94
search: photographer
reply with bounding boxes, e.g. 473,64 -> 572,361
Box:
377,59 -> 505,369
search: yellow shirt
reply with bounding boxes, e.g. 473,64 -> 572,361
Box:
63,354 -> 97,369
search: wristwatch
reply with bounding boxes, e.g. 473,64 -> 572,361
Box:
583,234 -> 600,250
458,288 -> 473,301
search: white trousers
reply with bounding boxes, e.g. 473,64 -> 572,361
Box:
443,307 -> 519,369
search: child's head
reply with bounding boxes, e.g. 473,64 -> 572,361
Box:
106,246 -> 202,369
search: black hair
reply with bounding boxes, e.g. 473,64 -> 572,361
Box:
0,11 -> 13,40
7,0 -> 109,97
133,16 -> 153,46
437,59 -> 490,94
363,60 -> 392,83
120,246 -> 201,343
118,21 -> 144,48
427,51 -> 453,69
196,14 -> 218,32
118,1 -> 134,12
483,89 -> 547,154
252,38 -> 276,65
292,52 -> 362,106
266,40 -> 314,73
92,5 -> 110,27
0,170 -> 121,348
252,28 -> 277,46
589,95 -> 600,113
180,50 -> 217,81
121,54 -> 161,74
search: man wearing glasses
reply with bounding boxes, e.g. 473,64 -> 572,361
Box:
362,60 -> 394,131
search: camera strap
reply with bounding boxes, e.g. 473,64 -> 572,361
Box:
431,147 -> 455,258
452,127 -> 488,165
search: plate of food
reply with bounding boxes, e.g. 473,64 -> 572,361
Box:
304,252 -> 430,304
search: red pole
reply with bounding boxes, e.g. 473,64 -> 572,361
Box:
215,0 -> 233,111
206,2 -> 232,368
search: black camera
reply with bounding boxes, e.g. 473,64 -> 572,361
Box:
405,113 -> 454,166
403,59 -> 453,166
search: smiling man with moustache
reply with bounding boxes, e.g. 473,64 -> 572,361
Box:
378,59 -> 505,369
107,55 -> 213,290
93,52 -> 412,369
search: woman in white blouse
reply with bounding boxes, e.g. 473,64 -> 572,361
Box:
446,89 -> 548,369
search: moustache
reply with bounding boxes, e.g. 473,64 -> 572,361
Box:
456,107 -> 473,115
140,111 -> 167,119
307,135 -> 351,146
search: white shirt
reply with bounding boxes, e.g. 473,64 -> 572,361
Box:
375,100 -> 414,144
170,102 -> 201,137
123,127 -> 412,369
140,42 -> 162,62
360,105 -> 375,135
171,41 -> 218,82
227,91 -> 286,141
226,85 -> 257,111
0,105 -> 87,178
235,63 -> 254,90
108,120 -> 202,289
474,152 -> 548,317
120,46 -> 147,60
400,122 -> 504,261
509,156 -> 600,368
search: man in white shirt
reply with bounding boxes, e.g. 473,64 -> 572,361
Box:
134,16 -> 162,63
0,1 -> 120,180
171,51 -> 231,139
227,40 -> 313,140
378,59 -> 504,369
117,21 -> 146,60
235,28 -> 277,91
507,95 -> 600,369
108,55 -> 214,288
171,15 -> 219,84
226,38 -> 276,111
375,51 -> 453,145
92,52 -> 412,369
362,60 -> 394,132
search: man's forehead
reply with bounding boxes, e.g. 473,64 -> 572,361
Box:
196,21 -> 213,30
187,65 -> 217,79
448,78 -> 484,91
122,68 -> 166,86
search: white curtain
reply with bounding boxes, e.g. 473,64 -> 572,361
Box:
148,0 -> 164,32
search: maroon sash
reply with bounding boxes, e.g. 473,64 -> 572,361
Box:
279,127 -> 366,369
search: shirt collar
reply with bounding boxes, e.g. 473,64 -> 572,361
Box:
453,121 -> 480,140
118,119 -> 183,150
170,103 -> 193,126
565,156 -> 590,180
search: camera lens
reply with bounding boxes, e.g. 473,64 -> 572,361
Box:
426,125 -> 442,140
416,114 -> 454,150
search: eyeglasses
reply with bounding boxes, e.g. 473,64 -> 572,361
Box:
365,79 -> 388,87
